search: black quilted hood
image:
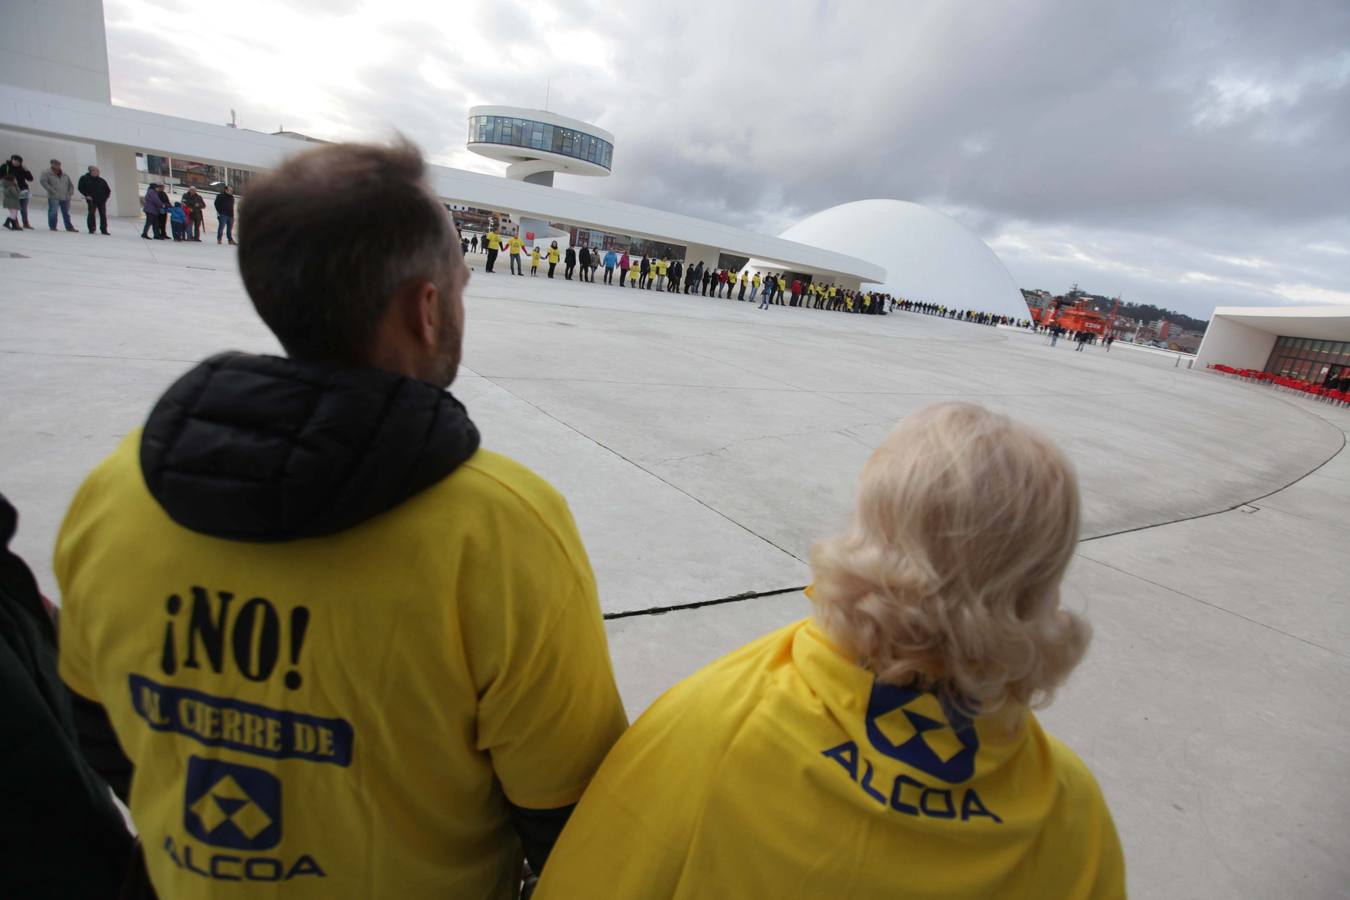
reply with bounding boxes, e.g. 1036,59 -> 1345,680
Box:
140,352 -> 480,542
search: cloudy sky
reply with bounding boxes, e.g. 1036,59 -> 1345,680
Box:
105,0 -> 1349,319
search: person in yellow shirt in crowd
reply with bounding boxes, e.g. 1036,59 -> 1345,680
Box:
506,233 -> 526,276
530,243 -> 541,276
537,402 -> 1124,900
728,269 -> 739,300
55,141 -> 627,900
545,240 -> 560,278
749,271 -> 761,302
483,225 -> 501,273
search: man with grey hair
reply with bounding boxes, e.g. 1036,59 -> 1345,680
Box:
77,165 -> 111,235
39,159 -> 77,232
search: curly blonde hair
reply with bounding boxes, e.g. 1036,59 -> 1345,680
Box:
811,402 -> 1090,717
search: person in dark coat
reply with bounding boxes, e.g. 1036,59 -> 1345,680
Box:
155,185 -> 171,239
565,245 -> 577,280
141,183 -> 167,239
701,267 -> 711,296
579,246 -> 592,283
0,153 -> 35,228
214,186 -> 236,244
182,187 -> 206,241
0,493 -> 135,899
76,166 -> 112,235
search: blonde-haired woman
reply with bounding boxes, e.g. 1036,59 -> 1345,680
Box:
535,403 -> 1124,900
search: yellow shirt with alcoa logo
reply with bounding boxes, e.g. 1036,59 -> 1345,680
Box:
536,620 -> 1124,900
508,236 -> 524,253
57,433 -> 628,899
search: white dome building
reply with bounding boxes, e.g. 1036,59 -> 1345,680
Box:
778,200 -> 1030,320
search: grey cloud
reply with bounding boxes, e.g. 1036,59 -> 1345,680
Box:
104,0 -> 1350,318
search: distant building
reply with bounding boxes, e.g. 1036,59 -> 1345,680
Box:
1196,306 -> 1350,383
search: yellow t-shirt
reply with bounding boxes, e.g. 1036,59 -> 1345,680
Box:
752,275 -> 761,288
729,273 -> 739,286
536,620 -> 1124,900
485,231 -> 501,250
656,260 -> 668,276
547,246 -> 560,263
58,433 -> 627,899
508,236 -> 524,254
531,247 -> 541,262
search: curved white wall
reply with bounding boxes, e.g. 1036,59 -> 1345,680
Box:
779,200 -> 1030,319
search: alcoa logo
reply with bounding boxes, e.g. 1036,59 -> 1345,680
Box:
864,682 -> 980,784
184,756 -> 282,851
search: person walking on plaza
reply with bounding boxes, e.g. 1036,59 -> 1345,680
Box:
578,245 -> 592,283
470,234 -> 478,253
749,271 -> 760,302
565,244 -> 577,280
530,243 -> 541,276
0,154 -> 34,228
638,255 -> 649,289
182,186 -> 206,241
141,183 -> 167,239
791,278 -> 802,307
759,274 -> 775,309
618,250 -> 630,286
590,249 -> 601,282
215,184 -> 236,244
40,159 -> 77,232
507,233 -> 525,275
738,272 -> 748,301
534,403 -> 1122,900
484,226 -> 501,273
700,266 -> 711,296
546,240 -> 560,277
603,248 -> 618,284
77,165 -> 111,235
53,139 -> 628,900
2,173 -> 21,231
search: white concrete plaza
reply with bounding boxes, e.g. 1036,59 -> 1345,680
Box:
3,223 -> 1349,898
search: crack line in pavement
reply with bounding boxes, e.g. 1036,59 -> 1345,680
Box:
1079,424 -> 1346,544
462,364 -> 808,565
603,585 -> 806,621
1073,554 -> 1349,660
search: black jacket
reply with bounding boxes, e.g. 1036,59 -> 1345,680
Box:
565,248 -> 576,265
214,191 -> 235,216
77,174 -> 111,203
0,495 -> 133,899
0,161 -> 32,190
141,352 -> 481,541
579,247 -> 591,267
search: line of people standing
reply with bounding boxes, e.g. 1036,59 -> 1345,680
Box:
1,155 -> 115,235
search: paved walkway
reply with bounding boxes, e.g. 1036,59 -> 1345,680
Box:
3,223 -> 1348,897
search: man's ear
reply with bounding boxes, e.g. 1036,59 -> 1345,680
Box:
400,280 -> 440,349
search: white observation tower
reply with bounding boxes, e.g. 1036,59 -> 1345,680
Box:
467,105 -> 614,187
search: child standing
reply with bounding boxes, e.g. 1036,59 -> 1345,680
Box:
530,244 -> 541,276
169,202 -> 187,241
